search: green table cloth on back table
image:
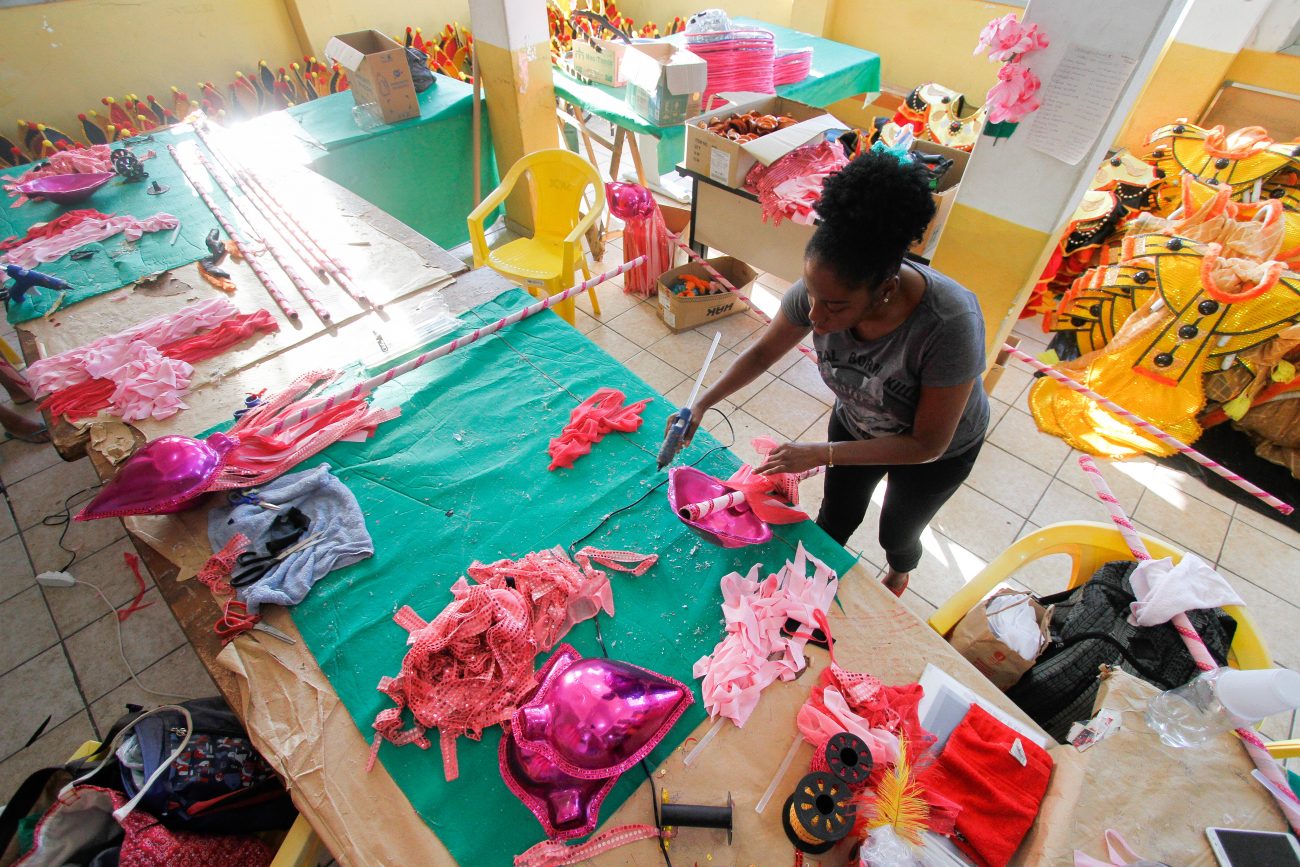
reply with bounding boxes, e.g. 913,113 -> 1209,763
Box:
553,18 -> 881,178
286,77 -> 498,251
288,288 -> 857,866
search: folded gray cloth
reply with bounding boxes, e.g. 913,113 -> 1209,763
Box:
208,463 -> 372,613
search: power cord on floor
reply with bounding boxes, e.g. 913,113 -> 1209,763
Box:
35,570 -> 189,700
41,484 -> 102,572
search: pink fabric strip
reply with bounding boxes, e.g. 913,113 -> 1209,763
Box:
514,824 -> 664,867
0,211 -> 180,268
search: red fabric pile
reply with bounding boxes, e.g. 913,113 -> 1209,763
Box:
744,141 -> 848,227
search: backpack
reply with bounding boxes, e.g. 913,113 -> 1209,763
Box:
1005,561 -> 1237,742
109,697 -> 297,833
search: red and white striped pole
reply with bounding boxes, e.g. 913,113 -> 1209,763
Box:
191,149 -> 332,322
257,256 -> 647,437
167,144 -> 300,322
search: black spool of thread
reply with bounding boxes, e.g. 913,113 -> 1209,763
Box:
661,792 -> 734,844
824,731 -> 873,788
781,771 -> 856,854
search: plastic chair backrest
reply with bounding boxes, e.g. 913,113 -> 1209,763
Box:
506,149 -> 602,244
926,521 -> 1270,672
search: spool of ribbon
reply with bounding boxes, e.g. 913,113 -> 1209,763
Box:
814,731 -> 873,789
661,793 -> 734,845
781,771 -> 855,854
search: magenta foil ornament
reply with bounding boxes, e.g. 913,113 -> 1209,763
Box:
77,433 -> 236,521
604,182 -> 656,221
511,644 -> 692,780
17,172 -> 115,205
499,729 -> 617,840
668,466 -> 772,549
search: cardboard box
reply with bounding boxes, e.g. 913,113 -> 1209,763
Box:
572,38 -> 630,87
656,256 -> 756,332
325,30 -> 419,126
685,96 -> 839,189
909,139 -> 969,258
660,204 -> 692,267
692,182 -> 814,283
622,42 -> 707,127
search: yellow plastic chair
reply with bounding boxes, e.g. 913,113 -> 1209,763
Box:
466,149 -> 605,325
927,520 -> 1270,673
1,336 -> 20,367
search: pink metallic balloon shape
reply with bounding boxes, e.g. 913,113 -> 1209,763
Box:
512,644 -> 693,780
668,466 -> 773,548
499,728 -> 617,840
77,433 -> 236,520
604,182 -> 656,221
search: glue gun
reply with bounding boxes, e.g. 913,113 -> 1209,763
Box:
657,407 -> 692,470
2,264 -> 72,305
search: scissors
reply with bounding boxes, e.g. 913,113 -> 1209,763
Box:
227,488 -> 281,510
214,598 -> 296,644
229,532 -> 325,588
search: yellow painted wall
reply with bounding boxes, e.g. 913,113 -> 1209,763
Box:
614,0 -> 794,29
0,0 -> 303,139
1226,49 -> 1300,94
0,0 -> 469,149
1115,42 -> 1235,152
828,0 -> 1015,97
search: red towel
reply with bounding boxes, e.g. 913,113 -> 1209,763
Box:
916,704 -> 1053,867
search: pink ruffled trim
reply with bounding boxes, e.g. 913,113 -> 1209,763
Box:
0,210 -> 180,268
692,543 -> 839,727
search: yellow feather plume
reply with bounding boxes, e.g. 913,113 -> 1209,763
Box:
854,734 -> 930,847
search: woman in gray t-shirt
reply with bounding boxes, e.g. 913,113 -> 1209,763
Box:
673,151 -> 989,596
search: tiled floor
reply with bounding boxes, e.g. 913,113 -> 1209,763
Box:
5,191 -> 1300,800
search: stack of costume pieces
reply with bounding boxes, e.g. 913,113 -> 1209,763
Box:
876,83 -> 985,153
24,297 -> 278,422
1029,224 -> 1300,460
0,207 -> 178,268
1036,121 -> 1299,354
367,546 -> 656,781
1028,153 -> 1162,331
693,544 -> 839,726
1027,121 -> 1300,472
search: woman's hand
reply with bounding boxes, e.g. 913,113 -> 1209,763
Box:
754,441 -> 828,476
664,404 -> 705,447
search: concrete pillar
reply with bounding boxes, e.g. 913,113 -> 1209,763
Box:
469,0 -> 559,229
930,0 -> 1190,365
1116,0 -> 1274,151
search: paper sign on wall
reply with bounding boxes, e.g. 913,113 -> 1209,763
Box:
1027,43 -> 1139,165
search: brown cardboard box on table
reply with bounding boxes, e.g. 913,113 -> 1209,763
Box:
622,41 -> 707,127
325,30 -> 419,125
572,38 -> 631,87
909,138 -> 969,258
656,256 -> 756,332
685,95 -> 844,189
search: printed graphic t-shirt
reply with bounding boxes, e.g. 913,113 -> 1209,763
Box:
779,263 -> 990,458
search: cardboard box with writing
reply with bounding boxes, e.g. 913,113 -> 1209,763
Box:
622,42 -> 707,127
685,96 -> 843,189
657,256 -> 756,332
909,138 -> 969,258
325,30 -> 419,126
572,38 -> 631,87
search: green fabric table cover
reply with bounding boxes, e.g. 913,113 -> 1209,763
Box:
553,20 -> 881,178
285,78 -> 497,251
288,288 -> 856,866
1,133 -> 238,323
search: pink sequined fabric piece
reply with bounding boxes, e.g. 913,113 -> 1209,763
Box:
721,435 -> 815,524
745,140 -> 848,227
547,388 -> 650,470
692,543 -> 838,727
368,546 -> 656,780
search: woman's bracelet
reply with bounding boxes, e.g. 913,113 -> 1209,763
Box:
827,441 -> 835,468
